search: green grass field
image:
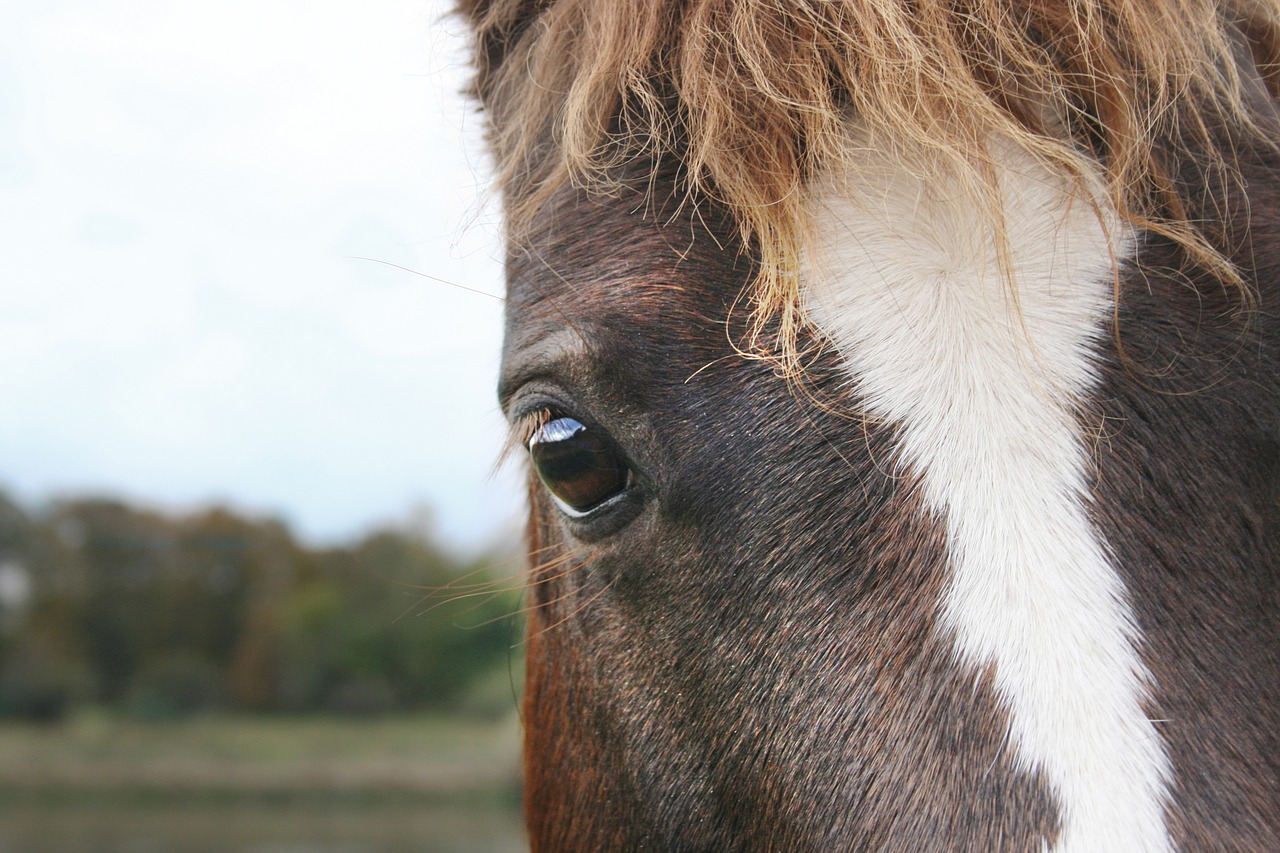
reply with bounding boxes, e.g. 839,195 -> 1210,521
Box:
0,709 -> 522,802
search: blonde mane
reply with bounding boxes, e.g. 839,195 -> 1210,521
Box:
465,0 -> 1280,360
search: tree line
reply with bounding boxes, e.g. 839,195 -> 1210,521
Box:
0,492 -> 523,721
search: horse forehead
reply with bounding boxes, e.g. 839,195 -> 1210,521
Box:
505,197 -> 745,351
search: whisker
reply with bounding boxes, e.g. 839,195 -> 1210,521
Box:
348,256 -> 504,301
526,569 -> 618,642
395,540 -> 560,596
505,548 -> 605,625
397,543 -> 588,623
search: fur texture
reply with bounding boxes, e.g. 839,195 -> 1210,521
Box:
804,141 -> 1170,852
463,0 -> 1280,362
459,1 -> 1280,849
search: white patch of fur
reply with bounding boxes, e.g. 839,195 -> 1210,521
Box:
802,144 -> 1174,852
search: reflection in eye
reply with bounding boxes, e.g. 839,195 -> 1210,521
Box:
528,416 -> 630,516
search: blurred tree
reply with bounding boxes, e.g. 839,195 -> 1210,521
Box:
0,491 -> 90,719
277,528 -> 520,713
0,489 -> 521,718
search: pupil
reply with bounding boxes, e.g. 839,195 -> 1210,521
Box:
529,417 -> 628,514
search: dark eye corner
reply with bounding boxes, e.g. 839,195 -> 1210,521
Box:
519,407 -> 635,520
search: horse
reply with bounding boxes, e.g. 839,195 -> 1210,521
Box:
457,1 -> 1280,849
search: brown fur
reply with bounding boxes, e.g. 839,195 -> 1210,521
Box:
461,0 -> 1280,363
458,2 -> 1280,849
503,183 -> 1062,848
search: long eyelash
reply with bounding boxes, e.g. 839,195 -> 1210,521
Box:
508,406 -> 554,456
495,407 -> 553,473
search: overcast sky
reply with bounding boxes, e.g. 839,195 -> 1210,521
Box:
0,0 -> 522,553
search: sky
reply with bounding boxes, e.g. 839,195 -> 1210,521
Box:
0,0 -> 523,554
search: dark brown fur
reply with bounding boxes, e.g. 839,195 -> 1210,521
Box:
1090,142 -> 1280,850
504,183 -> 1060,849
459,3 -> 1280,850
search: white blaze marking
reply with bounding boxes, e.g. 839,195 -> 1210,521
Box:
802,145 -> 1174,852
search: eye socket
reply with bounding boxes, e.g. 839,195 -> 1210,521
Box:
528,416 -> 631,517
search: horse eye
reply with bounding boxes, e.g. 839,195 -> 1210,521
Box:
528,416 -> 630,516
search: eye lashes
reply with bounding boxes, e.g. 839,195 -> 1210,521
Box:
511,407 -> 553,451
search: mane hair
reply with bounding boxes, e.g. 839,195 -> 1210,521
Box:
462,0 -> 1280,362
